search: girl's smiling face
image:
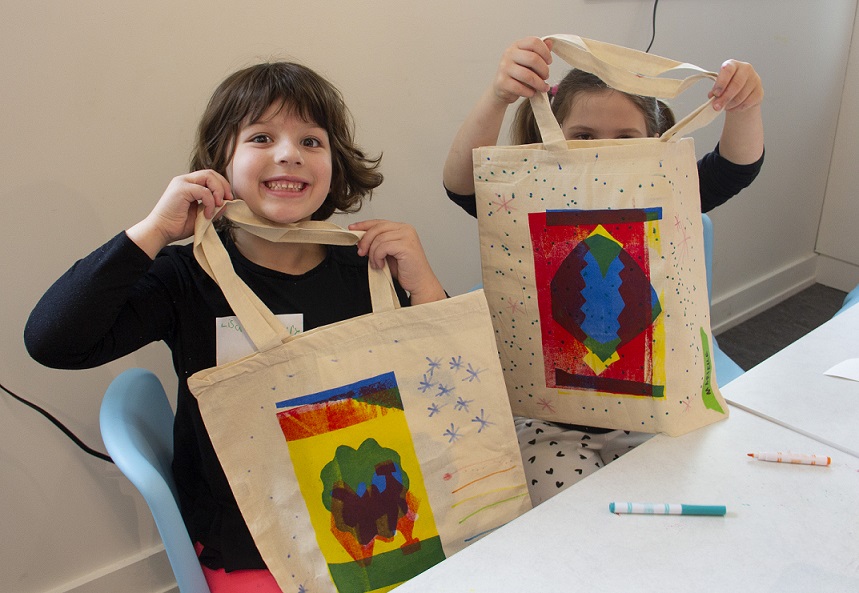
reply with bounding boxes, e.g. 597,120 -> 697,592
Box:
227,103 -> 332,224
561,89 -> 652,141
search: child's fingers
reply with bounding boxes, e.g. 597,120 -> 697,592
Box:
349,220 -> 420,269
496,37 -> 552,101
729,65 -> 763,111
496,74 -> 546,101
516,36 -> 553,69
185,170 -> 233,219
367,227 -> 409,269
511,40 -> 552,87
348,220 -> 443,303
710,60 -> 763,112
202,170 -> 234,204
709,60 -> 737,107
348,219 -> 387,261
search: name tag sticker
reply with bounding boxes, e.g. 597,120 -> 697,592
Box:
216,314 -> 303,365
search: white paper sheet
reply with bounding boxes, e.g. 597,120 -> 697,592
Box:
823,358 -> 859,382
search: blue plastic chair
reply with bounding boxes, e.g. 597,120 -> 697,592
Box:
835,283 -> 859,316
99,368 -> 210,593
701,213 -> 745,385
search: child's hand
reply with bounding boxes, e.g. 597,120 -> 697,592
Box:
709,60 -> 764,113
708,60 -> 765,165
492,36 -> 554,104
151,170 -> 233,241
443,36 -> 554,196
127,170 -> 233,258
349,220 -> 446,305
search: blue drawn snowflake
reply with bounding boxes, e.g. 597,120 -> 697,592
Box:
471,409 -> 495,433
418,373 -> 436,393
436,383 -> 455,398
463,363 -> 485,383
454,396 -> 473,412
449,355 -> 464,372
297,585 -> 308,593
427,402 -> 444,417
443,423 -> 462,443
426,356 -> 442,376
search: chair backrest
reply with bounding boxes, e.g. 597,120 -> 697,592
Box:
701,213 -> 745,384
701,212 -> 715,302
99,368 -> 210,593
835,283 -> 859,316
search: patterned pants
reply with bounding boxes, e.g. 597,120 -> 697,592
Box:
515,417 -> 653,506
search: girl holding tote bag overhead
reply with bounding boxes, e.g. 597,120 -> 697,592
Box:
443,36 -> 764,505
444,36 -> 764,214
26,61 -> 447,592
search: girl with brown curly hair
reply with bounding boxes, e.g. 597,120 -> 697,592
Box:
26,61 -> 445,591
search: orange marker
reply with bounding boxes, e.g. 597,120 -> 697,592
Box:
747,452 -> 831,466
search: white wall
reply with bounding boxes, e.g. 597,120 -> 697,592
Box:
816,6 -> 859,290
2,1 -> 855,592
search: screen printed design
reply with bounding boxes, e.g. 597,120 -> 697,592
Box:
276,372 -> 444,593
529,208 -> 665,397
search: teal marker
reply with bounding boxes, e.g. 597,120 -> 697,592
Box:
609,502 -> 726,516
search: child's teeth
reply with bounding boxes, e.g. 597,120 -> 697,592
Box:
267,181 -> 304,190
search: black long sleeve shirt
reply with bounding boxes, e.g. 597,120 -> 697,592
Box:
24,231 -> 408,571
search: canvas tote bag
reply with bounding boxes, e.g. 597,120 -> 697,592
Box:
187,201 -> 530,593
474,34 -> 729,436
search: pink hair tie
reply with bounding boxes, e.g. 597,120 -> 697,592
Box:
549,84 -> 559,97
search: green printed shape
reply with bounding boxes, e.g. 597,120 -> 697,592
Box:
584,335 -> 622,363
700,327 -> 725,414
320,439 -> 409,512
584,233 -> 623,277
328,535 -> 446,593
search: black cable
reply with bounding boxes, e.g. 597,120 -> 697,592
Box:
1,381 -> 113,463
645,0 -> 660,53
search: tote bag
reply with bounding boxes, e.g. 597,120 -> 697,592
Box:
474,34 -> 729,436
187,202 -> 530,593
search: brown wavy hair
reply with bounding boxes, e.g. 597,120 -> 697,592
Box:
510,69 -> 664,145
190,61 -> 382,221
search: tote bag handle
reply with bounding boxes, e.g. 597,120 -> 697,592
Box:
530,34 -> 720,151
193,200 -> 398,352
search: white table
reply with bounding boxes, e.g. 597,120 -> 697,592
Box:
723,302 -> 859,457
395,406 -> 859,593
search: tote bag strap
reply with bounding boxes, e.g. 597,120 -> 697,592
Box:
193,200 -> 398,352
531,34 -> 720,151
